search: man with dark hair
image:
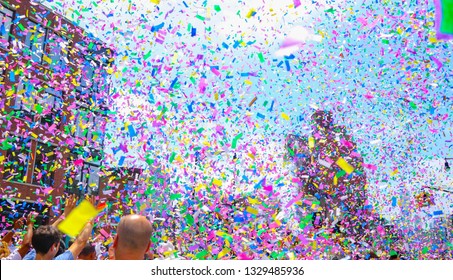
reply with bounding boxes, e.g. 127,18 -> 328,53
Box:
78,243 -> 96,260
23,220 -> 93,260
112,215 -> 153,260
31,225 -> 62,260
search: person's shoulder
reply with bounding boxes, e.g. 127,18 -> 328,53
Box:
22,249 -> 36,260
2,250 -> 22,260
54,250 -> 74,260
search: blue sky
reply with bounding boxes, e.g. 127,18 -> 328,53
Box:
41,0 -> 453,224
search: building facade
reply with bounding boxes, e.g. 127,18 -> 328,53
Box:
0,0 -> 115,223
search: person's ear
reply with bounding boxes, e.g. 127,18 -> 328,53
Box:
112,235 -> 118,248
50,243 -> 58,254
146,241 -> 151,252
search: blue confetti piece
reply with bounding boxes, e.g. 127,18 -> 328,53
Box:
9,71 -> 15,82
268,100 -> 274,112
391,197 -> 397,207
119,156 -> 126,166
151,22 -> 165,32
170,77 -> 178,88
187,101 -> 194,113
128,125 -> 136,138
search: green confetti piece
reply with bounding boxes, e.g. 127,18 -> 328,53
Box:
258,52 -> 265,63
143,50 -> 152,60
231,133 -> 243,149
35,104 -> 43,114
336,170 -> 347,178
195,14 -> 205,21
1,140 -> 13,150
440,0 -> 453,34
275,177 -> 283,184
170,193 -> 182,200
169,152 -> 176,163
196,250 -> 208,259
214,5 -> 221,12
185,214 -> 194,226
422,247 -> 429,254
382,39 -> 389,44
409,101 -> 417,109
287,147 -> 295,157
299,214 -> 313,229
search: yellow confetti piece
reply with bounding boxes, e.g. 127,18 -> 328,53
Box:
58,200 -> 100,237
246,206 -> 259,215
43,55 -> 52,65
308,136 -> 315,149
212,178 -> 222,186
246,8 -> 256,18
336,157 -> 354,174
281,112 -> 290,120
391,169 -> 399,176
150,0 -> 160,4
217,248 -> 230,259
333,175 -> 338,185
247,197 -> 259,205
244,79 -> 253,85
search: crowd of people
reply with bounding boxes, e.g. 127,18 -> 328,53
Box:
0,193 -> 408,261
0,195 -> 153,260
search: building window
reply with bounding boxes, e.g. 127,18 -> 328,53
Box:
83,162 -> 100,195
2,136 -> 32,183
80,60 -> 95,88
0,67 -> 5,86
24,19 -> 47,63
65,155 -> 100,196
0,4 -> 14,44
87,114 -> 105,149
13,79 -> 38,119
71,106 -> 104,148
32,143 -> 57,187
44,31 -> 69,68
64,152 -> 82,195
72,106 -> 91,144
40,87 -> 63,125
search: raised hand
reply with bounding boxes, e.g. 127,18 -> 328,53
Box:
63,194 -> 77,217
13,217 -> 25,230
86,195 -> 97,207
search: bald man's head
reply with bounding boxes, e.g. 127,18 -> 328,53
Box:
113,215 -> 153,260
